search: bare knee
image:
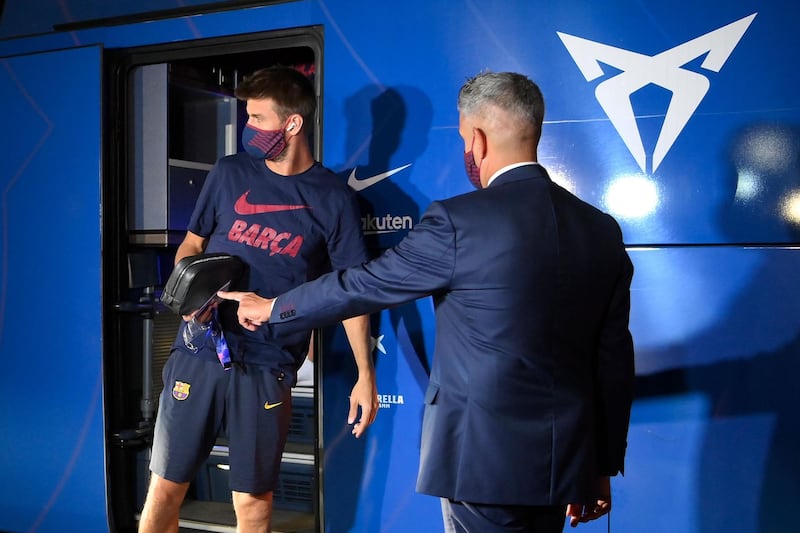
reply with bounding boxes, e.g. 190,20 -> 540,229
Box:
138,474 -> 189,533
232,490 -> 273,533
146,473 -> 189,506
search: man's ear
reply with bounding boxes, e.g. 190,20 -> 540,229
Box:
286,114 -> 304,135
472,127 -> 487,165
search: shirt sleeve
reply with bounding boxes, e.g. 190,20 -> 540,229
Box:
326,188 -> 370,270
187,162 -> 222,238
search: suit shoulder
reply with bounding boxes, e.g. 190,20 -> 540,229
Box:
439,188 -> 488,212
550,182 -> 623,231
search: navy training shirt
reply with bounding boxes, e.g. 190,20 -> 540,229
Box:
176,152 -> 368,368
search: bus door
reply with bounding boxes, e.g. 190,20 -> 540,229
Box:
0,46 -> 107,532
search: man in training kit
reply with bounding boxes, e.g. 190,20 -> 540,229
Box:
139,66 -> 378,533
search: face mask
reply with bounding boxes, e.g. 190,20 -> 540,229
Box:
464,137 -> 483,189
241,123 -> 288,160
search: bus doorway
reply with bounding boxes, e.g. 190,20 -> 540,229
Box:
105,28 -> 322,533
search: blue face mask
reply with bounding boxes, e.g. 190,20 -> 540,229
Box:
241,123 -> 288,160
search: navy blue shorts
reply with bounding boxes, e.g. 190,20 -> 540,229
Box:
150,348 -> 293,494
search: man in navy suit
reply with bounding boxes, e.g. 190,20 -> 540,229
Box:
220,71 -> 635,532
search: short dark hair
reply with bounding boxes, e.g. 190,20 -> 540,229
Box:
235,66 -> 316,123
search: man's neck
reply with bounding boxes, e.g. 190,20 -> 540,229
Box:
486,161 -> 538,186
265,146 -> 315,176
483,149 -> 538,186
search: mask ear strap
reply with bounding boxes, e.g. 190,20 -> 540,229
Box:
471,127 -> 486,167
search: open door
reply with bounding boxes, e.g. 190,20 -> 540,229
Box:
0,46 -> 107,532
105,29 -> 322,533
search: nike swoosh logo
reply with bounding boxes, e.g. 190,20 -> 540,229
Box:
264,401 -> 284,410
347,163 -> 412,192
234,191 -> 310,215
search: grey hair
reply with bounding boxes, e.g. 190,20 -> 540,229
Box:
457,71 -> 545,129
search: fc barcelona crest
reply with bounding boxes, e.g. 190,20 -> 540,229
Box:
172,380 -> 191,401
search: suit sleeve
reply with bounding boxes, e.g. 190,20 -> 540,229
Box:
595,245 -> 636,476
268,201 -> 457,334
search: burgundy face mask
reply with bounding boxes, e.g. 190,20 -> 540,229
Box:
464,137 -> 482,189
242,123 -> 288,160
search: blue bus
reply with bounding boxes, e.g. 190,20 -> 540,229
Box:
1,1 -> 798,532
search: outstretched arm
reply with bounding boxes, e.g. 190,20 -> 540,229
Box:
221,201 -> 457,335
217,291 -> 379,438
217,290 -> 274,330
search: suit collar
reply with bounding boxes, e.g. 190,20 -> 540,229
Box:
488,163 -> 550,187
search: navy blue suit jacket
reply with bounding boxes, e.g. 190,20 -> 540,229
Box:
270,164 -> 635,505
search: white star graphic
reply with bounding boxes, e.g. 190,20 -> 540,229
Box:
371,334 -> 386,355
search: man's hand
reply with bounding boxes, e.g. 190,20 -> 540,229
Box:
217,290 -> 274,331
566,476 -> 611,527
348,373 -> 379,439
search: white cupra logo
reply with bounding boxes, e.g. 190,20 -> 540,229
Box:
558,13 -> 756,173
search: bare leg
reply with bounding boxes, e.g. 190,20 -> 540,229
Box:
138,473 -> 190,533
296,336 -> 315,386
232,490 -> 273,533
